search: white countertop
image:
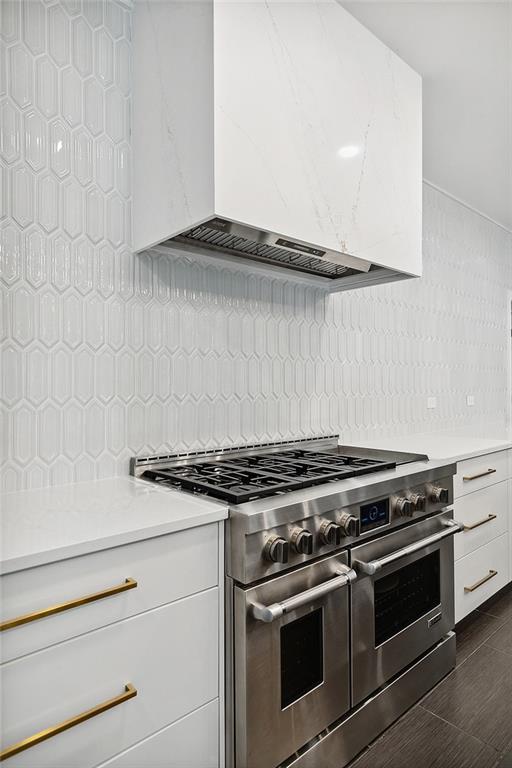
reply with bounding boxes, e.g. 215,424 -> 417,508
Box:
342,433 -> 512,463
0,477 -> 228,575
3,431 -> 510,575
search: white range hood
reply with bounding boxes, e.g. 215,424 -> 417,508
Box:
133,0 -> 422,292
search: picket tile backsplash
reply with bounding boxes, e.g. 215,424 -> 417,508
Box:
1,1 -> 511,491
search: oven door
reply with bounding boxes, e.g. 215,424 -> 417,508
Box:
351,510 -> 461,706
233,553 -> 354,768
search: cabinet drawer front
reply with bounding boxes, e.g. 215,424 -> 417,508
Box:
96,700 -> 219,768
454,451 -> 509,498
0,589 -> 219,768
454,481 -> 509,561
455,534 -> 509,623
0,524 -> 219,663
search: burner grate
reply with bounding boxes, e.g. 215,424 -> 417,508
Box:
141,450 -> 396,503
142,462 -> 304,504
262,450 -> 396,475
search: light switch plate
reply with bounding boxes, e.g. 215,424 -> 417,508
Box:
427,397 -> 437,409
466,395 -> 475,406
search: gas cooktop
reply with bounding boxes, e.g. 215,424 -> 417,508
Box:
134,440 -> 397,504
132,436 -> 443,586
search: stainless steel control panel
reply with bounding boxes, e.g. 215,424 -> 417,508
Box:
232,474 -> 454,583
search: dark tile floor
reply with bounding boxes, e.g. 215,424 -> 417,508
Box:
350,586 -> 512,768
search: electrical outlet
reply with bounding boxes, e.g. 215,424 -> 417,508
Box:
466,395 -> 475,407
427,397 -> 437,410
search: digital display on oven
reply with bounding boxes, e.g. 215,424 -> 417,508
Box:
360,498 -> 389,533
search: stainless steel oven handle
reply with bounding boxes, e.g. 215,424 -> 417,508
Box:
251,566 -> 357,623
353,519 -> 464,576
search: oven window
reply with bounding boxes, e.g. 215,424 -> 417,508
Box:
374,551 -> 441,647
280,608 -> 324,709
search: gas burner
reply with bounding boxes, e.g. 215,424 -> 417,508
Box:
278,449 -> 396,473
139,443 -> 397,503
142,462 -> 304,504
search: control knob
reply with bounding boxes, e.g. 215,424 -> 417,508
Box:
409,493 -> 426,511
319,521 -> 342,546
263,535 -> 289,564
339,512 -> 361,537
393,496 -> 413,517
430,486 -> 450,505
290,527 -> 314,555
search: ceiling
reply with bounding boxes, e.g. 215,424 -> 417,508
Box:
341,1 -> 512,231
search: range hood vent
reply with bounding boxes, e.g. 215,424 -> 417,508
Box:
169,219 -> 372,281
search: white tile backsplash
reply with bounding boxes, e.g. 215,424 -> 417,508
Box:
1,1 -> 511,492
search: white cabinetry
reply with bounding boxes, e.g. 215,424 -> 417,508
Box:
1,526 -> 218,663
453,450 -> 509,498
0,523 -> 224,768
455,535 -> 509,621
454,450 -> 511,622
96,701 -> 219,768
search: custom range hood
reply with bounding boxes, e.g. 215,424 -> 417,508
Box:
133,1 -> 422,292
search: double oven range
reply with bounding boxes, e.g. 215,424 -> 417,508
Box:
132,436 -> 461,768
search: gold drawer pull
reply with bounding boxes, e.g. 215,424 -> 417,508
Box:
463,468 -> 497,482
463,513 -> 497,531
0,683 -> 137,761
464,569 -> 498,593
0,578 -> 137,632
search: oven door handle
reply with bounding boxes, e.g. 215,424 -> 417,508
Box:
251,565 -> 357,623
353,519 -> 464,576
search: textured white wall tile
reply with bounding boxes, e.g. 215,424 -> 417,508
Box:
47,4 -> 69,66
1,99 -> 20,163
83,76 -> 103,135
35,55 -> 58,118
72,15 -> 92,76
49,118 -> 71,177
1,1 -> 511,491
61,65 -> 81,127
10,43 -> 33,109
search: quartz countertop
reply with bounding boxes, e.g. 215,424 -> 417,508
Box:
341,433 -> 512,463
0,477 -> 228,575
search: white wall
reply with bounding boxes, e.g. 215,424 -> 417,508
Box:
342,1 -> 512,231
1,1 -> 511,491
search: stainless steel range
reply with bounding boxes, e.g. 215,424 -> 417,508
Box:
132,436 -> 462,768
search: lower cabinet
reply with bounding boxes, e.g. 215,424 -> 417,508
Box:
453,480 -> 508,561
96,699 -> 220,768
453,450 -> 511,624
455,533 -> 509,623
1,524 -> 219,664
1,589 -> 219,768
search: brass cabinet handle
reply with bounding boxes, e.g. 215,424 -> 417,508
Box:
0,683 -> 137,761
464,569 -> 498,593
0,578 -> 138,632
463,468 -> 497,482
463,513 -> 497,531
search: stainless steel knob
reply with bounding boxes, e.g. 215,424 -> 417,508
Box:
319,521 -> 342,546
393,497 -> 413,517
430,486 -> 449,504
339,512 -> 360,537
290,528 -> 314,555
409,493 -> 426,511
263,535 -> 289,563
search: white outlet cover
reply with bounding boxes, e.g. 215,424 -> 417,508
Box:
427,397 -> 437,409
466,395 -> 475,406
